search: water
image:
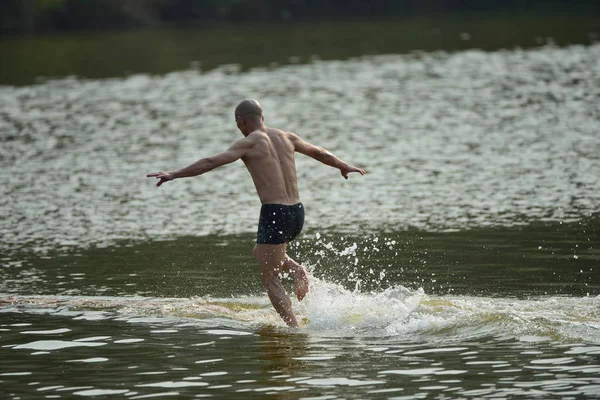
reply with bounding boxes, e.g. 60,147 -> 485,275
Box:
1,290 -> 599,398
2,44 -> 599,252
1,30 -> 600,399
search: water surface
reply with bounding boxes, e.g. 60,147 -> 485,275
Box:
1,36 -> 599,399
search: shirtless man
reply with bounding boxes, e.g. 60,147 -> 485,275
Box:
147,99 -> 365,327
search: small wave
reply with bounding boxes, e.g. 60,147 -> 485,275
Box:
299,279 -> 600,343
2,286 -> 598,343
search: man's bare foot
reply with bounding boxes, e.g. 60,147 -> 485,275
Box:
293,266 -> 309,301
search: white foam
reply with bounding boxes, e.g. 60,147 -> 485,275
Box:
298,277 -> 425,332
293,280 -> 600,343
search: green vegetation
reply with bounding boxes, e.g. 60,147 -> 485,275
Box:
1,0 -> 597,36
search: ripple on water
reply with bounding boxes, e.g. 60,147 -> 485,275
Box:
13,340 -> 106,351
302,377 -> 385,386
1,44 -> 599,253
2,288 -> 599,343
1,297 -> 599,399
21,328 -> 71,335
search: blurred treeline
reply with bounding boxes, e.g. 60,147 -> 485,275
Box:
1,0 -> 596,36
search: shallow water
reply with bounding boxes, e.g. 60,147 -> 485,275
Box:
1,40 -> 600,398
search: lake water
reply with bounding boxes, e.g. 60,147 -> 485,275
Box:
1,22 -> 600,399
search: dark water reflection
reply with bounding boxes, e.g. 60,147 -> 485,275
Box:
2,219 -> 597,299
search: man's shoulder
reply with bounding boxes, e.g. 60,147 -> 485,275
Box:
246,128 -> 298,147
246,127 -> 295,142
245,129 -> 268,142
266,127 -> 300,141
265,127 -> 288,136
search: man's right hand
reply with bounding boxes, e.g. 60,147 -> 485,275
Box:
340,165 -> 366,180
146,172 -> 175,187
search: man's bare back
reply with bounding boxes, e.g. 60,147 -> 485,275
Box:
147,99 -> 365,327
240,128 -> 300,205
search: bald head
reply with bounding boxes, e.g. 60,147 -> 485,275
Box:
235,99 -> 263,122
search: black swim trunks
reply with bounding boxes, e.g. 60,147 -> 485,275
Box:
257,203 -> 305,244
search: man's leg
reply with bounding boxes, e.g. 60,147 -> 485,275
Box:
281,255 -> 309,301
254,243 -> 298,327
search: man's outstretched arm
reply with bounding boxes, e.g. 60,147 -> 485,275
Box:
147,138 -> 253,187
290,133 -> 366,179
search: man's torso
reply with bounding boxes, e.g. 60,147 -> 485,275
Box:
242,128 -> 300,205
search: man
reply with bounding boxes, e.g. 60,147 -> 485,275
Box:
147,99 -> 365,327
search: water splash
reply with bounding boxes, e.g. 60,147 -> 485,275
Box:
2,289 -> 598,343
299,277 -> 425,333
298,233 -> 403,293
291,276 -> 600,343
